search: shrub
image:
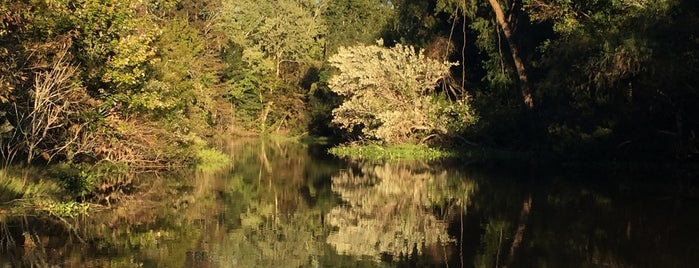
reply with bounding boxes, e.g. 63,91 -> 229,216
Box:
328,41 -> 475,144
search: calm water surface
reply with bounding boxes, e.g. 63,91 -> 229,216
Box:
1,139 -> 697,267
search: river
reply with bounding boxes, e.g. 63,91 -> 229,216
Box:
1,138 -> 697,267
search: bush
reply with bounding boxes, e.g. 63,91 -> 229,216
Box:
328,41 -> 475,144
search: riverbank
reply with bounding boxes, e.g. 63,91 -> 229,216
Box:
327,141 -> 699,180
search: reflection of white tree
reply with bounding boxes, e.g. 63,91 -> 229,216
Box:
222,207 -> 325,268
327,162 -> 455,260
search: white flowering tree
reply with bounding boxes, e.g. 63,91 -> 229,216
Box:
328,41 -> 473,144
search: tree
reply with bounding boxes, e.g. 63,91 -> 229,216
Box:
322,0 -> 393,56
328,41 -> 474,144
134,17 -> 222,130
0,0 -> 227,167
0,0 -> 100,164
62,0 -> 159,94
526,0 -> 699,157
487,0 -> 533,109
217,0 -> 328,133
383,0 -> 543,147
218,0 -> 325,78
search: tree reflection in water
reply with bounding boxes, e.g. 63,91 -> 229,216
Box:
2,140 -> 698,267
327,161 -> 474,261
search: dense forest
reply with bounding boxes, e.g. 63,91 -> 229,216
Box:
1,0 -> 697,170
0,1 -> 697,265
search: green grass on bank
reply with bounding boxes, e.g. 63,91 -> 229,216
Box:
326,141 -> 546,163
0,169 -> 92,217
328,144 -> 457,161
327,141 -> 699,178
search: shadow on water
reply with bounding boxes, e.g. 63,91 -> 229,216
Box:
1,138 -> 698,267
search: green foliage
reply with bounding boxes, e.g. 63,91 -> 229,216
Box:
51,162 -> 128,199
54,166 -> 95,198
470,15 -> 515,90
0,0 -> 205,167
129,16 -> 223,137
528,0 -> 699,157
329,144 -> 456,161
0,169 -> 62,202
0,0 -> 693,180
61,0 -> 159,94
195,148 -> 230,173
328,41 -> 473,144
547,124 -> 614,158
306,76 -> 343,136
35,199 -> 90,217
129,16 -> 201,113
217,0 -> 327,133
385,0 -> 442,47
438,98 -> 480,136
0,167 -> 92,218
474,220 -> 510,268
311,0 -> 396,137
219,41 -> 267,129
218,0 -> 325,77
322,0 -> 393,56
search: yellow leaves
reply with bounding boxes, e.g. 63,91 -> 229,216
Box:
129,80 -> 179,111
0,80 -> 13,103
102,33 -> 157,86
63,0 -> 160,91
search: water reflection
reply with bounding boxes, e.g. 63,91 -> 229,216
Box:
0,139 -> 698,267
327,162 -> 472,261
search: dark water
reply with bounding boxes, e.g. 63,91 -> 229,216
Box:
1,139 -> 698,267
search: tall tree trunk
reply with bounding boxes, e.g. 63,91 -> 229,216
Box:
487,0 -> 534,109
462,7 -> 467,91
